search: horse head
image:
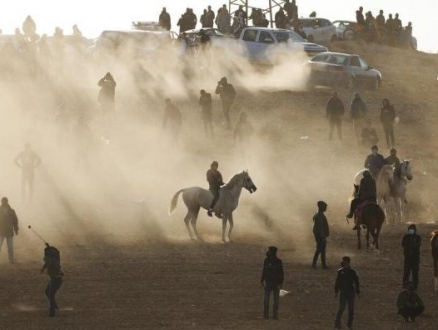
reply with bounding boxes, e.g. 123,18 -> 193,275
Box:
242,171 -> 257,193
398,160 -> 413,182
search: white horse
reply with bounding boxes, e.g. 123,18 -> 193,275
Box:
169,171 -> 257,242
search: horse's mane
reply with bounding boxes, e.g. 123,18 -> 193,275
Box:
223,172 -> 245,190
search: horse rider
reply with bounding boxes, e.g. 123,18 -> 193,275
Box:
207,161 -> 225,218
364,145 -> 385,179
347,170 -> 376,230
385,148 -> 401,167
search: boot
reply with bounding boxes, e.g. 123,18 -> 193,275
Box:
207,209 -> 213,217
215,212 -> 222,219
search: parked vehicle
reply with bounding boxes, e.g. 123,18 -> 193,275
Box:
333,20 -> 358,40
238,27 -> 327,63
300,18 -> 337,44
304,52 -> 382,90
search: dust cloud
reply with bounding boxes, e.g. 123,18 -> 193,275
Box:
0,32 -> 348,261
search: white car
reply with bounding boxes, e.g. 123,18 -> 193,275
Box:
300,18 -> 337,44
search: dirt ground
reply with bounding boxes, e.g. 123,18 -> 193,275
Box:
1,42 -> 438,330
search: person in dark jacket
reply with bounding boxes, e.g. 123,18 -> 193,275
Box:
402,224 -> 421,290
215,77 -> 236,129
98,72 -> 116,112
385,148 -> 401,167
41,245 -> 64,317
275,8 -> 287,29
364,145 -> 386,179
356,7 -> 365,27
261,246 -> 284,320
326,91 -> 345,141
350,92 -> 367,142
0,197 -> 19,263
205,6 -> 215,28
312,201 -> 329,269
162,98 -> 182,145
360,121 -> 379,147
207,161 -> 225,217
199,90 -> 213,138
380,98 -> 396,148
335,256 -> 360,329
159,7 -> 171,30
347,171 -> 376,229
397,281 -> 424,323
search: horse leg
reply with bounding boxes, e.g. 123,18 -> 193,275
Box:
228,213 -> 234,242
383,197 -> 389,225
366,229 -> 370,249
400,197 -> 405,223
221,213 -> 229,243
184,212 -> 195,240
357,228 -> 361,250
190,206 -> 203,242
434,255 -> 438,291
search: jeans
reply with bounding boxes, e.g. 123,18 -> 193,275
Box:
383,124 -> 395,147
312,236 -> 327,267
329,120 -> 342,140
335,292 -> 355,327
0,236 -> 14,262
263,286 -> 280,318
45,277 -> 63,314
403,259 -> 419,290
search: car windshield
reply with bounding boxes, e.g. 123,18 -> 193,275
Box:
272,31 -> 305,43
312,54 -> 349,65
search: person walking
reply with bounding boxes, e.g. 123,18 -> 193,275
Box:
41,244 -> 64,317
260,246 -> 284,320
380,98 -> 396,148
312,201 -> 329,269
350,92 -> 367,142
162,99 -> 182,145
402,224 -> 421,290
206,161 -> 225,217
98,72 -> 117,113
326,91 -> 345,141
215,77 -> 236,129
397,281 -> 424,323
14,143 -> 42,203
0,197 -> 19,264
199,90 -> 213,138
335,256 -> 360,329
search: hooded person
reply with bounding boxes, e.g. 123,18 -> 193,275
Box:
41,244 -> 64,317
402,224 -> 421,290
260,246 -> 284,319
312,201 -> 329,269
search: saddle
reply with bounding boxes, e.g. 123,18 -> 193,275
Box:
354,199 -> 376,225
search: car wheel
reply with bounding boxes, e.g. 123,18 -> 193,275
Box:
307,35 -> 314,42
372,78 -> 380,91
331,35 -> 338,42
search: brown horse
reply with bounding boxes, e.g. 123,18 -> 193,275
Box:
431,230 -> 438,291
355,203 -> 385,254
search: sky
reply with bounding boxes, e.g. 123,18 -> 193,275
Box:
0,0 -> 435,52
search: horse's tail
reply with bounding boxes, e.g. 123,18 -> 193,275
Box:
169,189 -> 185,215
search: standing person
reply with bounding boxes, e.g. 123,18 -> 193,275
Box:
356,7 -> 365,28
41,244 -> 64,317
334,256 -> 360,330
206,161 -> 225,217
397,281 -> 424,323
216,7 -> 231,34
260,246 -> 284,320
200,9 -> 208,28
98,72 -> 117,113
159,7 -> 171,31
312,201 -> 329,269
0,197 -> 19,264
350,92 -> 367,142
380,98 -> 396,148
22,15 -> 36,39
364,145 -> 385,179
385,148 -> 401,167
233,112 -> 254,148
402,224 -> 421,290
162,99 -> 182,145
326,91 -> 345,141
275,8 -> 287,29
205,6 -> 215,28
14,143 -> 42,203
215,77 -> 236,129
199,90 -> 213,138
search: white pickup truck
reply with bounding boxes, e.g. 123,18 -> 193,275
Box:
237,27 -> 327,64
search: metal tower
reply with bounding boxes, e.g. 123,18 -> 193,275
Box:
228,0 -> 287,28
